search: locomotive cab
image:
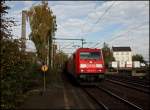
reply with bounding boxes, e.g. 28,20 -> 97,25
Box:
77,49 -> 105,82
66,48 -> 105,84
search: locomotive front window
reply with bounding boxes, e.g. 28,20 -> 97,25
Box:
80,52 -> 100,60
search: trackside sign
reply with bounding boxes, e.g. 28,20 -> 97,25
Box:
41,65 -> 48,72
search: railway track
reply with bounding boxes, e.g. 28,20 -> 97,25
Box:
105,79 -> 150,94
81,87 -> 109,110
81,86 -> 143,110
106,74 -> 150,86
116,78 -> 150,88
100,79 -> 150,110
63,73 -> 149,109
62,73 -> 108,109
97,86 -> 143,110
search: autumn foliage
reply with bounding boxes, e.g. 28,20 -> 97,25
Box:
1,1 -> 43,109
27,2 -> 57,63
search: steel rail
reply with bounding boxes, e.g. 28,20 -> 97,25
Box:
118,79 -> 150,88
107,75 -> 150,86
97,86 -> 143,110
105,79 -> 150,94
81,88 -> 109,110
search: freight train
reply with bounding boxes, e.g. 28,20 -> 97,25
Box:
65,48 -> 106,84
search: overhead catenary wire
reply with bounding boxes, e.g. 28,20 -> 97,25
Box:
49,1 -> 101,6
93,21 -> 149,48
81,1 -> 116,36
60,42 -> 74,50
52,1 -> 116,49
57,1 -> 115,51
81,1 -> 148,48
27,1 -> 148,53
78,1 -> 116,48
95,24 -> 148,48
93,2 -> 116,26
80,2 -> 103,35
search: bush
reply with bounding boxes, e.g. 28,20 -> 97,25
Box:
1,1 -> 43,109
1,40 -> 43,109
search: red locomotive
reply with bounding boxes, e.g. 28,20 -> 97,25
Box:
66,48 -> 105,83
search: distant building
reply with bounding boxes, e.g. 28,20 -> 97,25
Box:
112,46 -> 132,62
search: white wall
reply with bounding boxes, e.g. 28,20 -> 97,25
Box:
113,51 -> 132,62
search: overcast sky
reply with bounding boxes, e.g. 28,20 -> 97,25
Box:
5,1 -> 149,61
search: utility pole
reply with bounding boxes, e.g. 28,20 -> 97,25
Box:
48,31 -> 52,71
52,38 -> 85,48
49,15 -> 55,70
81,39 -> 84,48
47,39 -> 49,66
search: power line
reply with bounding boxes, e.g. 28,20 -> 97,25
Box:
53,37 -> 85,41
94,1 -> 115,26
81,1 -> 148,48
32,1 -> 41,6
56,41 -> 82,49
93,21 -> 148,48
53,37 -> 85,48
54,2 -> 115,49
91,42 -> 101,48
80,2 -> 102,35
106,22 -> 148,43
60,42 -> 74,50
79,1 -> 115,48
81,1 -> 115,36
55,35 -> 85,38
83,41 -> 97,47
49,1 -> 101,6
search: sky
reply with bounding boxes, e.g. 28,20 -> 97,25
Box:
5,1 -> 149,61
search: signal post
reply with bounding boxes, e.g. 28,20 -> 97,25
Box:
41,64 -> 48,92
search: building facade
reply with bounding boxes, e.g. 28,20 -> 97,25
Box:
112,47 -> 132,62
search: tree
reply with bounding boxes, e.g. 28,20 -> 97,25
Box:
27,2 -> 57,66
54,51 -> 68,69
0,2 -> 17,40
1,2 -> 42,109
132,54 -> 145,63
102,42 -> 115,67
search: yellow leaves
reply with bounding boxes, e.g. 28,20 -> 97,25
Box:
26,3 -> 57,62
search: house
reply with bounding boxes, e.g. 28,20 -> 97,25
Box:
112,46 -> 132,68
112,46 -> 132,62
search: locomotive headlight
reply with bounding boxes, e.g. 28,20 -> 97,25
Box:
96,64 -> 103,68
81,69 -> 84,72
80,64 -> 86,68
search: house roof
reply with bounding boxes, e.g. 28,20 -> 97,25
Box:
112,47 -> 131,51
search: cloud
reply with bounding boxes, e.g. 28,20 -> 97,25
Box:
53,1 -> 149,60
84,1 -> 148,33
6,1 -> 149,60
50,2 -> 97,23
22,1 -> 39,10
106,24 -> 149,61
49,1 -> 103,38
24,1 -> 33,6
5,1 -> 16,8
52,1 -> 148,39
